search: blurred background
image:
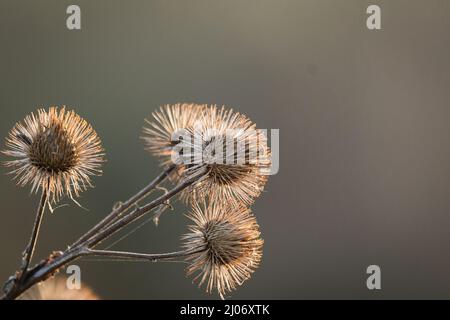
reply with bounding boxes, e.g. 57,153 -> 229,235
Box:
1,0 -> 450,299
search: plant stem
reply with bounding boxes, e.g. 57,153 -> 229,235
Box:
1,166 -> 206,300
85,248 -> 203,262
84,168 -> 205,249
2,246 -> 86,300
71,164 -> 176,248
20,190 -> 48,274
0,245 -> 205,300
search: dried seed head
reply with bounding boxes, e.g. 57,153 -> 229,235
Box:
18,277 -> 98,300
141,103 -> 207,180
182,202 -> 263,299
142,103 -> 207,158
2,107 -> 105,204
179,105 -> 271,207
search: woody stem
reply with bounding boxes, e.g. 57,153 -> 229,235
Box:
71,164 -> 176,248
21,190 -> 48,274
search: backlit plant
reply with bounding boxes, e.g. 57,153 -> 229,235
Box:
1,104 -> 271,300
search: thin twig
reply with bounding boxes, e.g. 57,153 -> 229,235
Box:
21,190 -> 48,274
85,248 -> 202,262
102,211 -> 156,250
71,164 -> 176,248
2,246 -> 86,300
1,166 -> 206,300
84,167 -> 206,249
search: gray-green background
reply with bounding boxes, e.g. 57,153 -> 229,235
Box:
1,0 -> 450,299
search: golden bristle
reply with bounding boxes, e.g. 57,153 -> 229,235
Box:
141,103 -> 207,180
2,106 -> 105,204
182,202 -> 263,299
179,105 -> 271,208
142,103 -> 206,164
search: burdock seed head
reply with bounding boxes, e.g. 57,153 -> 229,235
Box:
141,103 -> 207,181
182,202 -> 263,299
179,105 -> 271,208
141,103 -> 206,165
2,106 -> 105,204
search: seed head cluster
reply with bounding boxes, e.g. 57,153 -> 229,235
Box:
143,103 -> 271,207
3,103 -> 270,299
143,103 -> 269,297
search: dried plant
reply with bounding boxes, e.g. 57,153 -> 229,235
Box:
2,106 -> 104,205
142,103 -> 206,182
1,103 -> 271,300
179,105 -> 271,207
183,202 -> 263,299
142,103 -> 206,166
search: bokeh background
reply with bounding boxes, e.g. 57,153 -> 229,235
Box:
1,0 -> 450,299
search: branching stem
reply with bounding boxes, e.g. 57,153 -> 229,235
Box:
71,164 -> 176,248
1,166 -> 206,300
85,248 -> 203,262
83,168 -> 205,249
